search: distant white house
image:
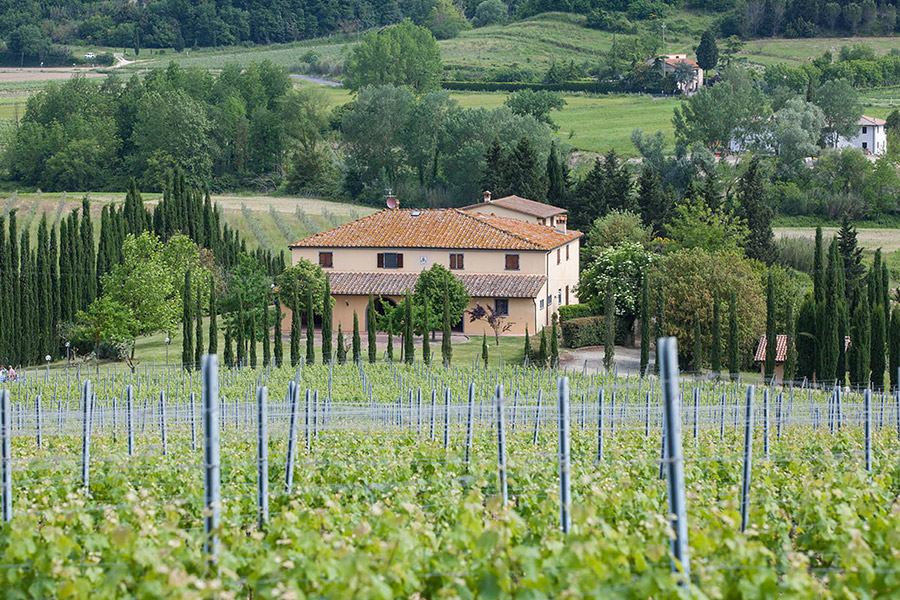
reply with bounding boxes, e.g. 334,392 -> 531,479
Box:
836,115 -> 887,155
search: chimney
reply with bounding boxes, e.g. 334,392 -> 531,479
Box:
482,190 -> 492,203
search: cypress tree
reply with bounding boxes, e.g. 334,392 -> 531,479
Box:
182,270 -> 193,369
850,292 -> 871,387
8,211 -> 19,360
322,277 -> 332,364
737,157 -> 774,264
236,295 -> 246,367
80,197 -> 96,308
728,291 -> 739,379
537,329 -> 548,367
819,241 -> 842,383
195,291 -> 203,369
306,289 -> 315,365
208,276 -> 218,354
882,263 -> 891,332
889,306 -> 900,391
551,313 -> 559,368
796,292 -> 817,381
441,274 -> 452,367
273,299 -> 284,367
336,324 -> 346,364
35,215 -> 51,357
404,294 -> 414,365
249,310 -> 258,369
693,312 -> 703,372
871,302 -> 886,390
813,226 -> 824,305
654,281 -> 666,372
262,299 -> 270,367
352,311 -> 361,364
838,216 -> 865,297
603,283 -> 615,371
482,333 -> 489,367
291,288 -> 301,367
387,320 -> 394,363
368,292 -> 377,364
421,293 -> 430,365
784,298 -> 796,384
711,291 -> 722,376
546,141 -> 567,207
223,326 -> 233,368
523,326 -> 532,366
764,272 -> 776,381
19,230 -> 33,365
96,205 -> 110,284
0,215 -> 6,359
49,222 -> 59,356
640,276 -> 650,376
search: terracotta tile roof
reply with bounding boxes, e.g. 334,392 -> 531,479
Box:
290,209 -> 581,251
327,271 -> 547,299
858,115 -> 886,126
754,335 -> 850,363
460,195 -> 567,218
664,57 -> 700,69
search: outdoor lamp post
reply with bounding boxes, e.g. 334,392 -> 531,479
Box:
45,355 -> 51,382
165,337 -> 171,368
65,341 -> 70,370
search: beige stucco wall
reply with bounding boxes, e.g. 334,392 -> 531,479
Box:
291,246 -> 548,276
463,204 -> 565,229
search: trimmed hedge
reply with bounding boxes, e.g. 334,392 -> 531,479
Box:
558,303 -> 597,322
561,316 -> 604,348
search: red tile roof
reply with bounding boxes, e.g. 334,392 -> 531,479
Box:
290,209 -> 581,251
664,57 -> 700,69
755,335 -> 850,363
460,195 -> 567,218
327,271 -> 547,299
858,115 -> 886,126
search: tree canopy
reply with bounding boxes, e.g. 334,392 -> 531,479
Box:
344,21 -> 442,93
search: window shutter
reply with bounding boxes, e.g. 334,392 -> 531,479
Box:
458,254 -> 464,269
506,254 -> 519,270
377,253 -> 384,268
397,253 -> 404,268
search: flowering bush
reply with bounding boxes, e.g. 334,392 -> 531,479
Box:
578,241 -> 656,318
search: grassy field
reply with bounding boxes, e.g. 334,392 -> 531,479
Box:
743,36 -> 900,66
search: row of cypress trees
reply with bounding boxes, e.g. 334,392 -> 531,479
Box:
1,172 -> 283,367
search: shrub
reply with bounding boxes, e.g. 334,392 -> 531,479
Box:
558,304 -> 596,322
561,316 -> 604,348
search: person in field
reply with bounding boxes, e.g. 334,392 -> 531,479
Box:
6,366 -> 15,382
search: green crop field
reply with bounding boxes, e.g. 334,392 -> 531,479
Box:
2,358 -> 899,597
743,36 -> 900,65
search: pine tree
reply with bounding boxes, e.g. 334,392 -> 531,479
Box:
850,291 -> 871,387
291,288 -> 301,367
695,30 -> 719,72
603,282 -> 615,372
208,276 -> 218,355
640,276 -> 650,376
441,274 -> 452,367
765,272 -> 776,381
482,333 -> 489,367
322,277 -> 332,364
195,291 -> 203,369
273,299 -> 284,367
182,270 -> 194,370
421,293 -> 430,365
784,298 -> 796,384
404,294 -> 414,365
889,306 -> 900,391
336,324 -> 346,364
550,312 -> 559,368
306,289 -> 315,366
352,311 -> 361,364
636,165 -> 669,236
870,302 -> 886,390
387,320 -> 394,363
523,326 -> 532,366
728,291 -> 739,380
737,157 -> 775,264
710,292 -> 722,376
262,299 -> 270,368
368,292 -> 377,364
249,310 -> 257,369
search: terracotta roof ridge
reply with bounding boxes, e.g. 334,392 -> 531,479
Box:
453,209 -> 543,250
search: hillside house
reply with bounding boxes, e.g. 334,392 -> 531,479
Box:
460,192 -> 568,229
657,54 -> 704,95
836,115 -> 887,155
287,203 -> 581,336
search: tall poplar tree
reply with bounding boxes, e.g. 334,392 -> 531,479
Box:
182,270 -> 194,369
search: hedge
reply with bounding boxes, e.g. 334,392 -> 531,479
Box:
441,80 -> 668,94
558,304 -> 597,322
561,316 -> 605,348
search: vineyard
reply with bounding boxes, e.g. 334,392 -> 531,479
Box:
2,345 -> 900,598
